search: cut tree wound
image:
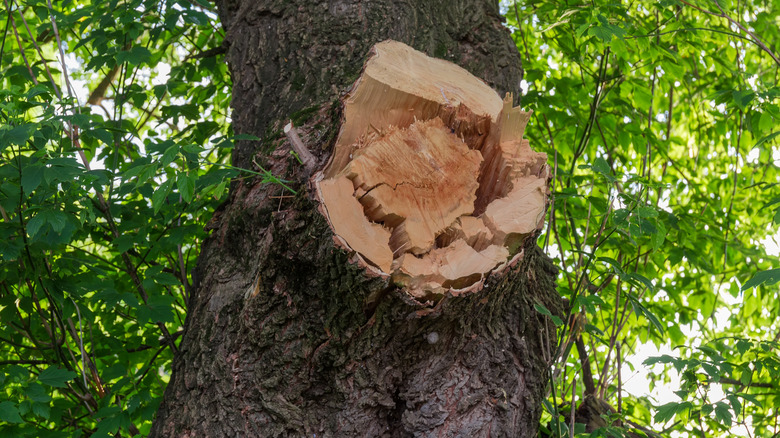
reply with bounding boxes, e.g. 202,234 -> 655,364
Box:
314,40 -> 549,300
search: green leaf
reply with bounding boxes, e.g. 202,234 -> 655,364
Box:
116,46 -> 152,66
152,271 -> 182,286
611,34 -> 627,55
533,303 -> 563,326
24,383 -> 51,403
626,273 -> 654,292
763,196 -> 780,210
160,144 -> 180,167
0,401 -> 24,423
21,163 -> 45,196
634,86 -> 652,109
727,395 -> 742,418
589,25 -> 614,41
181,9 -> 210,25
740,368 -> 752,386
137,295 -> 177,324
755,131 -> 780,148
211,179 -> 228,200
113,234 -> 136,254
652,220 -> 666,251
644,354 -> 683,369
637,207 -> 658,218
612,209 -> 630,226
592,157 -> 613,177
654,401 -> 691,424
628,293 -> 664,334
542,399 -> 557,415
598,257 -> 625,274
26,212 -> 47,237
31,401 -> 51,419
580,157 -> 616,182
37,366 -> 77,388
758,112 -> 773,132
698,345 -> 724,362
2,122 -> 36,145
177,172 -> 196,203
741,269 -> 780,290
583,323 -> 605,337
575,22 -> 591,38
732,90 -> 754,110
152,179 -> 174,214
701,362 -> 720,381
735,339 -> 752,355
41,209 -> 69,233
714,401 -> 732,427
736,392 -> 763,408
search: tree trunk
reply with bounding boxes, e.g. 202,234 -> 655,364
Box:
150,1 -> 563,437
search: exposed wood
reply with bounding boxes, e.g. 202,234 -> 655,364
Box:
284,121 -> 318,173
342,117 -> 482,256
318,175 -> 394,272
323,40 -> 503,180
152,3 -> 564,436
315,40 -> 550,298
393,240 -> 510,298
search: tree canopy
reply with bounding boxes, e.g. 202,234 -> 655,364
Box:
1,0 -> 778,437
506,0 -> 780,435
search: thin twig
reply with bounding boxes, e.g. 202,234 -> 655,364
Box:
677,0 -> 780,67
642,12 -> 659,201
284,121 -> 318,173
0,4 -> 11,71
46,0 -> 79,105
513,0 -> 531,63
0,359 -> 53,365
70,299 -> 88,390
576,334 -> 596,395
6,2 -> 36,82
568,48 -> 611,184
599,273 -> 623,397
626,26 -> 753,42
12,0 -> 61,98
543,114 -> 558,253
617,341 -> 623,415
570,379 -> 577,438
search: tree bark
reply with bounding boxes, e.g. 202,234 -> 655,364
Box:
150,1 -> 563,437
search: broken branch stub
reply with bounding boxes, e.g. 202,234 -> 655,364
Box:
314,40 -> 549,300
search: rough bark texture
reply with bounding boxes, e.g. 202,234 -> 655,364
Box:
150,1 -> 564,437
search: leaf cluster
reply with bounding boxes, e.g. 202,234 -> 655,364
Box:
506,0 -> 780,436
0,0 -> 253,435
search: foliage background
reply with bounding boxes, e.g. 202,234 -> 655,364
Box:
0,0 -> 778,436
1,0 -> 235,435
503,0 -> 780,436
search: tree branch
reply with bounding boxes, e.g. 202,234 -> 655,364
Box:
677,0 -> 780,67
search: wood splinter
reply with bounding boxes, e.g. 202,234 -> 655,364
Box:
284,121 -> 318,173
314,40 -> 550,300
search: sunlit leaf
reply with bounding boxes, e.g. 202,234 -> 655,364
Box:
741,269 -> 780,290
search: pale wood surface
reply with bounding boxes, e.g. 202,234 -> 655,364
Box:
315,40 -> 549,298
